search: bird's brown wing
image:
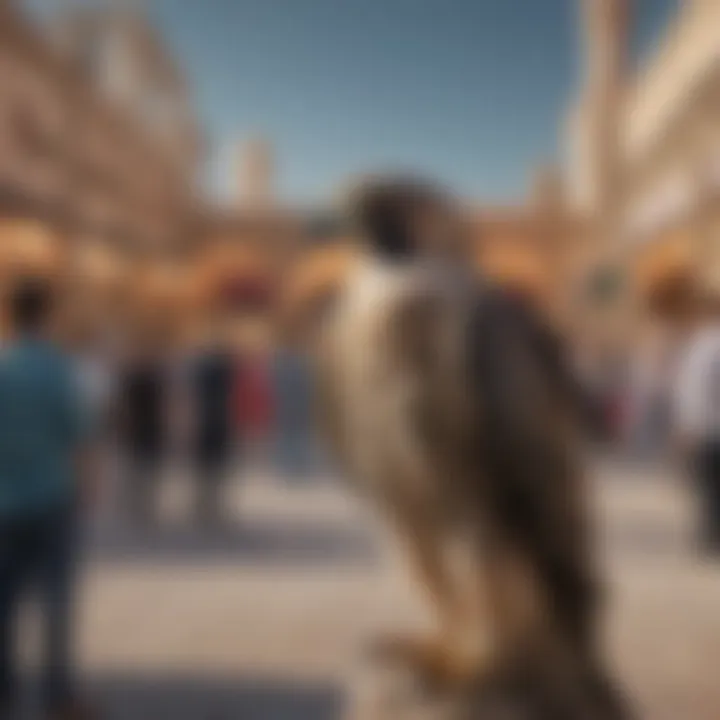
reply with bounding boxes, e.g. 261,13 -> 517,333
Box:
466,286 -> 598,651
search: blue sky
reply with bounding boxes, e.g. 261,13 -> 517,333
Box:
25,0 -> 678,204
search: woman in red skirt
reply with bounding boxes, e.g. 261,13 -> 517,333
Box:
234,340 -> 275,468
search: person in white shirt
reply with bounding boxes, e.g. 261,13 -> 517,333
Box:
673,292 -> 720,554
627,326 -> 679,457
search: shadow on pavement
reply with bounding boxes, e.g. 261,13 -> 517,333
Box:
84,673 -> 343,720
88,516 -> 377,568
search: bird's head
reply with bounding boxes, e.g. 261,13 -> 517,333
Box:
348,176 -> 468,263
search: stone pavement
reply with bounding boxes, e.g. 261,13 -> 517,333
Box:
21,460 -> 720,719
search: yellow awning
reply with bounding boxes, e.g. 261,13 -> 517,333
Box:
283,243 -> 358,308
635,230 -> 692,295
478,247 -> 549,297
0,220 -> 60,276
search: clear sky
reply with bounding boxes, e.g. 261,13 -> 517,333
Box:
25,0 -> 678,205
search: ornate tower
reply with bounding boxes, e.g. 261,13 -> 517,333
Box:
568,0 -> 633,357
236,138 -> 273,211
530,165 -> 564,213
580,0 -> 630,229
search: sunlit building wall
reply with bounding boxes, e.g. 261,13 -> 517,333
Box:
567,0 -> 720,317
0,0 -> 203,263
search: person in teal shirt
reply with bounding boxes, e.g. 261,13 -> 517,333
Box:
0,278 -> 95,720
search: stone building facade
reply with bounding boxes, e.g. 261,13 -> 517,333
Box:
0,0 -> 203,270
473,166 -> 584,325
566,0 -> 720,339
200,137 -> 581,332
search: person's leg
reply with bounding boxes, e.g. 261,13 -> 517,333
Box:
279,424 -> 307,481
196,452 -> 227,525
272,421 -> 287,478
36,504 -> 81,716
195,456 -> 212,524
694,442 -> 720,553
0,518 -> 33,712
290,430 -> 311,481
211,453 -> 229,522
125,452 -> 143,522
145,454 -> 163,525
277,426 -> 292,479
706,440 -> 720,552
128,453 -> 158,526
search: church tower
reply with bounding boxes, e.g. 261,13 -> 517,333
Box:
236,138 -> 273,211
565,0 -> 633,355
579,0 -> 630,231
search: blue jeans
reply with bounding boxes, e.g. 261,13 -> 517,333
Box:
0,503 -> 78,712
275,427 -> 313,479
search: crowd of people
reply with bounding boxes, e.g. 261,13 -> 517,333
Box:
76,309 -> 319,527
0,277 -> 318,720
588,281 -> 720,555
3,268 -> 720,718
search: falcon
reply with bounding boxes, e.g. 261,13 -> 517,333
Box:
314,179 -> 629,717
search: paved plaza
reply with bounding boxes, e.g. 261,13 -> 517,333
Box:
20,458 -> 720,719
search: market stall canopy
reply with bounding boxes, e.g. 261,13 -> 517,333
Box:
635,229 -> 692,297
634,229 -> 695,316
477,245 -> 550,301
197,240 -> 274,309
73,240 -> 127,289
0,219 -> 61,277
125,262 -> 197,325
282,242 -> 358,310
